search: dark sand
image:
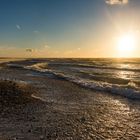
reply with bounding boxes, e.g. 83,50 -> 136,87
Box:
0,61 -> 140,140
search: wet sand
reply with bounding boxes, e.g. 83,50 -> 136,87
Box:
0,61 -> 140,139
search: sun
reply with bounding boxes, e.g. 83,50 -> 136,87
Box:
117,33 -> 136,52
117,33 -> 137,57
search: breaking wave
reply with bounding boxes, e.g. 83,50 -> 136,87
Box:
24,63 -> 140,100
48,63 -> 140,72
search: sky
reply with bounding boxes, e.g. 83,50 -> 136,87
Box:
0,0 -> 140,58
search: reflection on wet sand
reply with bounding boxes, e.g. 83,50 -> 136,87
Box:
0,59 -> 139,139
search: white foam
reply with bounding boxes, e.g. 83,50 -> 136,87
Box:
54,72 -> 140,100
24,64 -> 140,100
25,63 -> 48,72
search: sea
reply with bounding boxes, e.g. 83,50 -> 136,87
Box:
3,58 -> 140,100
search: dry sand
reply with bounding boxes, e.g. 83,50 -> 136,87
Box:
0,62 -> 140,140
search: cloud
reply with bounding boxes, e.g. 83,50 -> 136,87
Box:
105,0 -> 128,5
16,24 -> 21,30
65,47 -> 82,55
26,48 -> 33,52
44,44 -> 50,49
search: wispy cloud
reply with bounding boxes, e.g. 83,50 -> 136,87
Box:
26,48 -> 33,52
105,0 -> 128,5
44,44 -> 50,49
16,24 -> 21,30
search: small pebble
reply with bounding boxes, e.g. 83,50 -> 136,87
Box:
28,129 -> 31,133
40,135 -> 44,140
80,116 -> 86,123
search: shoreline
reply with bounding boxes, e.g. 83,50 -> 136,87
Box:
0,60 -> 140,139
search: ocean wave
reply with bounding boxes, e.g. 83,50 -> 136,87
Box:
24,64 -> 140,100
43,62 -> 140,72
52,73 -> 140,100
6,64 -> 24,69
77,64 -> 140,72
25,63 -> 48,71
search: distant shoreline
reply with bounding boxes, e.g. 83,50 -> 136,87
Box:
1,57 -> 140,59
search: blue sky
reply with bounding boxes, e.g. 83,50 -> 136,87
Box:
0,0 -> 140,57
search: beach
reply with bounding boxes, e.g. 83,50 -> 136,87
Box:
1,0 -> 140,139
0,59 -> 140,139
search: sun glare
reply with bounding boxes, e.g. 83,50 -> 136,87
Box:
117,33 -> 136,52
117,33 -> 137,57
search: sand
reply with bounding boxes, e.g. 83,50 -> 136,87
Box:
0,61 -> 140,139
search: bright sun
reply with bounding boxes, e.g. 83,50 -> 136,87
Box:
116,32 -> 138,57
117,33 -> 136,52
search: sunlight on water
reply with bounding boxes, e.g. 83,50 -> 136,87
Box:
118,64 -> 131,69
111,99 -> 130,115
117,71 -> 128,79
21,58 -> 140,100
116,71 -> 131,80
